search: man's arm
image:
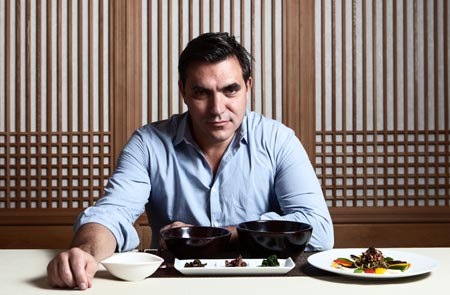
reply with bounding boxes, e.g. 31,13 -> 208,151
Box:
47,223 -> 117,290
269,132 -> 334,251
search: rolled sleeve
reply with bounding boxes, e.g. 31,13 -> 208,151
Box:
74,205 -> 141,252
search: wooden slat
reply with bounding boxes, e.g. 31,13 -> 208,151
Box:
210,0 -> 214,32
220,0 -> 224,32
189,0 -> 193,40
371,0 -> 378,206
271,0 -> 276,119
444,0 -> 450,203
423,0 -> 429,206
230,0 -> 235,36
413,0 -> 419,206
261,0 -> 266,115
402,0 -> 408,204
298,0 -> 315,158
168,0 -> 173,116
77,0 -> 83,132
149,0 -> 154,122
36,0 -> 42,208
393,0 -> 399,206
56,0 -> 62,207
89,0 -> 94,206
68,0 -> 73,132
4,0 -> 11,208
127,0 -> 142,133
350,0 -> 357,205
199,0 -> 204,34
433,0 -> 439,205
342,0 -> 348,206
99,0 -> 105,205
157,0 -> 162,120
282,0 -> 299,135
240,0 -> 245,46
15,0 -> 21,135
250,0 -> 255,110
178,0 -> 183,114
331,0 -> 336,200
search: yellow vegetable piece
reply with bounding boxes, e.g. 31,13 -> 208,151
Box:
375,268 -> 387,274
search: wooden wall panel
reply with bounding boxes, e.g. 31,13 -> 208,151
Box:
1,0 -> 449,249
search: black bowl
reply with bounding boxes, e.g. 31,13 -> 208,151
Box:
161,226 -> 231,259
237,220 -> 313,258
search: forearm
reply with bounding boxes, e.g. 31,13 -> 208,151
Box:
71,223 -> 117,261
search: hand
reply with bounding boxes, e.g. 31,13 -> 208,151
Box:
47,247 -> 99,290
223,226 -> 239,249
159,221 -> 193,250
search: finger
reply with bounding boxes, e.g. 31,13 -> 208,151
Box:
57,254 -> 77,288
47,258 -> 66,288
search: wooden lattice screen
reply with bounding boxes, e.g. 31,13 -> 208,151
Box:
0,0 -> 112,210
1,0 -> 449,249
315,0 -> 450,220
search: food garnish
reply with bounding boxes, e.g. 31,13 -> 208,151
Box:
332,247 -> 411,274
225,255 -> 248,267
184,259 -> 207,267
260,255 -> 280,267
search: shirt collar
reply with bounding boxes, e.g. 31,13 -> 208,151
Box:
173,111 -> 249,146
173,112 -> 192,146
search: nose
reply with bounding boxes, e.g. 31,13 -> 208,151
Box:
209,92 -> 225,115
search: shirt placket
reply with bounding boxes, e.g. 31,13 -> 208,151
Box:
209,142 -> 239,228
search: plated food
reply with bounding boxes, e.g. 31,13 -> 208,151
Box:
225,255 -> 248,267
184,258 -> 207,268
308,248 -> 438,279
332,247 -> 410,274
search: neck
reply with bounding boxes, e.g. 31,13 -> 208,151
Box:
201,139 -> 232,176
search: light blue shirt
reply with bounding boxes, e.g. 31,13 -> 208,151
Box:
75,112 -> 334,251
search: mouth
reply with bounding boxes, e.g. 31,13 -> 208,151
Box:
207,120 -> 229,127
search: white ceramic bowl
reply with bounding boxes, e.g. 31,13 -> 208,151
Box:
101,252 -> 164,281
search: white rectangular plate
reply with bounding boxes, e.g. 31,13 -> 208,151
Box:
174,257 -> 295,276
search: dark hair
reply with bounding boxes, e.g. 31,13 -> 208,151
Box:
178,32 -> 253,87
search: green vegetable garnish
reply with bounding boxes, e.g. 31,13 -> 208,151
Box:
261,255 -> 280,267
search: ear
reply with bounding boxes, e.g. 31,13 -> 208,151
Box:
178,80 -> 186,101
246,77 -> 253,91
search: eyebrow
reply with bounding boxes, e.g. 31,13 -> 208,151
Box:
222,83 -> 241,92
191,83 -> 241,92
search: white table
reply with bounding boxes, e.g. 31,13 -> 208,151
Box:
1,248 -> 448,295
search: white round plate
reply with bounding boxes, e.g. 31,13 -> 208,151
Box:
307,248 -> 438,279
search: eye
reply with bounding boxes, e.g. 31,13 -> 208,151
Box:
191,87 -> 210,98
224,84 -> 241,96
194,89 -> 207,96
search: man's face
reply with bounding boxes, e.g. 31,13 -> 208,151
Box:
179,57 -> 252,149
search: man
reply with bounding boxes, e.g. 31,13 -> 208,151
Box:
47,32 -> 334,290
